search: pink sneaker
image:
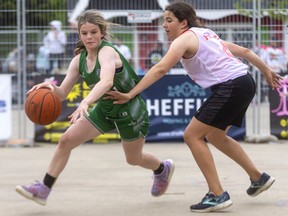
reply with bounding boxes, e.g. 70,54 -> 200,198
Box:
151,159 -> 175,197
15,181 -> 51,205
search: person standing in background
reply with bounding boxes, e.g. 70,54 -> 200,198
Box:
114,37 -> 133,65
44,20 -> 67,74
266,37 -> 287,74
36,44 -> 50,74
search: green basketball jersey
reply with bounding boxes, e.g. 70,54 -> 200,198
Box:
78,40 -> 146,119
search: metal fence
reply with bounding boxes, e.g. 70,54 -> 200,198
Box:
0,0 -> 287,141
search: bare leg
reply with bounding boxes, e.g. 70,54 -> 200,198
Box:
15,117 -> 102,205
206,126 -> 261,182
185,117 -> 262,196
122,137 -> 175,197
184,117 -> 224,196
47,116 -> 102,177
122,137 -> 161,170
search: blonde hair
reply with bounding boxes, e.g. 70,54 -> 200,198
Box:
74,10 -> 118,55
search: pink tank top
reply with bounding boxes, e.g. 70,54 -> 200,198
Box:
180,27 -> 248,88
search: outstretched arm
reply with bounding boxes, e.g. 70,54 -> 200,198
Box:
106,34 -> 190,104
105,60 -> 168,104
223,41 -> 282,90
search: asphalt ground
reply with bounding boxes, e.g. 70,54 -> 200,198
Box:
1,140 -> 288,216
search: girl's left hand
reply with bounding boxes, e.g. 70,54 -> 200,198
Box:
105,91 -> 132,104
68,101 -> 89,124
266,70 -> 283,90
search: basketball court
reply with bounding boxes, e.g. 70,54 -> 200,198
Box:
1,140 -> 287,216
1,1 -> 287,215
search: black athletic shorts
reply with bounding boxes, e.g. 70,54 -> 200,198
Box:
195,72 -> 256,130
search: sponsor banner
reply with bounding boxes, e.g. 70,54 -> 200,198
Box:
0,75 -> 12,141
141,75 -> 207,141
270,76 -> 288,139
33,75 -> 245,143
127,10 -> 152,23
140,75 -> 245,141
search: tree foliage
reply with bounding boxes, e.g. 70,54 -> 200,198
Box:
0,0 -> 17,27
0,0 -> 67,28
26,0 -> 67,26
234,0 -> 288,22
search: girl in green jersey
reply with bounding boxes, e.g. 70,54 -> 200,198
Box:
15,10 -> 174,206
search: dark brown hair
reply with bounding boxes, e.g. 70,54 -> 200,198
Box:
165,1 -> 204,28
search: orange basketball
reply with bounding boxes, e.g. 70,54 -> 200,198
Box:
25,88 -> 62,125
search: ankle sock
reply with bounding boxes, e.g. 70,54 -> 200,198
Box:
43,173 -> 57,189
153,162 -> 164,175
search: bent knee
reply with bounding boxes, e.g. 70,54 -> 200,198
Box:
183,129 -> 205,144
58,133 -> 73,150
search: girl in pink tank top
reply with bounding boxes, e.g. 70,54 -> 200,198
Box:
107,1 -> 282,213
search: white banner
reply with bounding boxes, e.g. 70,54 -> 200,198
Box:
0,75 -> 12,141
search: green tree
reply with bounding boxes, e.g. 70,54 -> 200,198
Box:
0,0 -> 67,28
26,0 -> 67,27
0,0 -> 17,28
234,0 -> 288,22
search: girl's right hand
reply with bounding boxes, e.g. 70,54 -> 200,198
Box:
26,81 -> 55,95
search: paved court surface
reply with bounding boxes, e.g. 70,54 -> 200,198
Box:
1,141 -> 288,216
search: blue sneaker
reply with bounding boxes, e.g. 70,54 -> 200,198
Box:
247,172 -> 275,197
15,181 -> 51,205
151,159 -> 175,197
190,191 -> 233,213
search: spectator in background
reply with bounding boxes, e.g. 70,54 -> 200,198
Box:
2,48 -> 18,73
266,37 -> 287,74
2,48 -> 36,75
253,40 -> 270,102
254,40 -> 269,63
114,37 -> 133,65
26,53 -> 36,73
36,44 -> 50,74
43,20 -> 67,74
145,41 -> 164,69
